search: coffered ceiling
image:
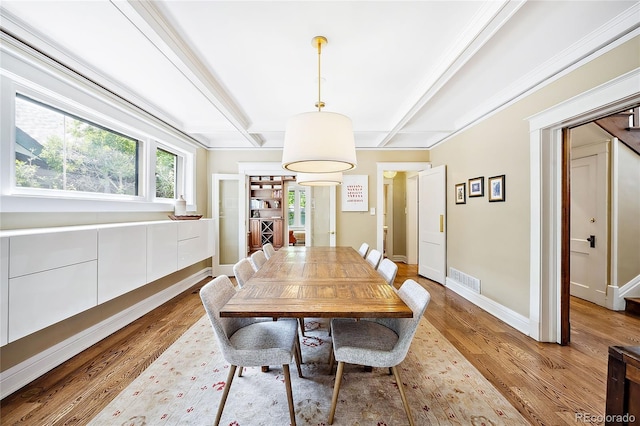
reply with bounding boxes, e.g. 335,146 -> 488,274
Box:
1,1 -> 638,150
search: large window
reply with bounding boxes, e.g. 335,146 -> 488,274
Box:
15,94 -> 140,195
1,39 -> 198,213
288,186 -> 306,227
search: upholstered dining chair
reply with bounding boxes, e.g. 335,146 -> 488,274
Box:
327,279 -> 431,426
357,242 -> 369,258
262,242 -> 276,259
377,258 -> 398,287
232,258 -> 254,288
365,248 -> 382,269
200,275 -> 303,426
249,249 -> 268,271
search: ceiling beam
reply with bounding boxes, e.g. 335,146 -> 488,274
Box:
376,0 -> 525,148
112,0 -> 263,148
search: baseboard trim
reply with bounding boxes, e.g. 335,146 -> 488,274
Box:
0,267 -> 211,399
445,277 -> 530,336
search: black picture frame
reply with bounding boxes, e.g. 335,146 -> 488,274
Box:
455,183 -> 466,204
488,175 -> 505,202
468,176 -> 484,197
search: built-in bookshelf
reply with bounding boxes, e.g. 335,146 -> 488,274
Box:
248,175 -> 293,253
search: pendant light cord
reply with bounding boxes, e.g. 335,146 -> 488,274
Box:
317,38 -> 322,111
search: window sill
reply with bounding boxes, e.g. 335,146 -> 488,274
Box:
0,194 -> 176,213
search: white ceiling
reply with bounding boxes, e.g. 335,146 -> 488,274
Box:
1,1 -> 638,151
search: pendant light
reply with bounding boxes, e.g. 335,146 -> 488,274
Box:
282,36 -> 357,173
296,172 -> 343,186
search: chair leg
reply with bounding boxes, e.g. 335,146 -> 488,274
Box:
214,364 -> 237,426
391,366 -> 415,426
238,366 -> 243,377
328,361 -> 344,424
328,347 -> 335,373
298,317 -> 306,336
293,335 -> 303,378
283,364 -> 296,426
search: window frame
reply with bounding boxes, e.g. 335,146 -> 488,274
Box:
0,38 -> 199,213
287,184 -> 306,229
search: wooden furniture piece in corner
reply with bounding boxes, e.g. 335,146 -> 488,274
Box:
248,176 -> 289,253
606,346 -> 640,425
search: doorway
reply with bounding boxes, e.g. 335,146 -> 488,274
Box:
528,69 -> 640,344
376,162 -> 429,261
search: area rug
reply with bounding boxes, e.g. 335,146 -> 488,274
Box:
89,316 -> 529,425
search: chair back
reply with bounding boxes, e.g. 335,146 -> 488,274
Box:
377,258 -> 398,286
365,249 -> 382,269
357,242 -> 369,258
233,258 -> 254,288
263,243 -> 276,259
199,275 -> 263,363
250,250 -> 267,271
383,279 -> 431,363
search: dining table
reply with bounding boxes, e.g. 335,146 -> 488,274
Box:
220,246 -> 413,319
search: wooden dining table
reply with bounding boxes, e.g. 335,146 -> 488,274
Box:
220,246 -> 413,319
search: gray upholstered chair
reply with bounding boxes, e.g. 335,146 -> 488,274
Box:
327,279 -> 431,426
249,249 -> 267,271
200,275 -> 303,426
365,248 -> 382,269
232,258 -> 254,288
377,258 -> 398,287
262,242 -> 276,259
357,242 -> 369,258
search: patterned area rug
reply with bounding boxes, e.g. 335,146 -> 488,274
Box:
89,316 -> 529,425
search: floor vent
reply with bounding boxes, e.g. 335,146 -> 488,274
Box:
449,267 -> 481,293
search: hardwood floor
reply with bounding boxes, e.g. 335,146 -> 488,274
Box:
2,264 -> 639,425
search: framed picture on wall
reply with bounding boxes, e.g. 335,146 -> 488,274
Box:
455,183 -> 466,204
488,175 -> 506,202
468,176 -> 484,197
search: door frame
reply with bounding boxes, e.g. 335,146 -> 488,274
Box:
528,68 -> 639,343
376,162 -> 429,256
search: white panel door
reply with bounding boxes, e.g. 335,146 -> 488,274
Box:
310,185 -> 336,246
418,165 -> 446,284
570,154 -> 607,306
213,174 -> 246,276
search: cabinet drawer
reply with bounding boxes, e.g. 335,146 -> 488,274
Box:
178,236 -> 207,269
8,260 -> 97,342
177,220 -> 205,241
9,230 -> 97,278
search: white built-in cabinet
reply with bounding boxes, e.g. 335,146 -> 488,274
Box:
0,219 -> 213,346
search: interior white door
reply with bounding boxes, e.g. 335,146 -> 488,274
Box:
406,175 -> 418,264
309,185 -> 336,246
212,174 -> 246,276
418,165 -> 446,284
570,155 -> 607,306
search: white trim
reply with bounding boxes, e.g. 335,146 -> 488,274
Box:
376,162 -> 430,254
0,267 -> 211,399
446,276 -> 531,336
528,68 -> 640,343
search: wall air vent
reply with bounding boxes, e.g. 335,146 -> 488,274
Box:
449,267 -> 481,294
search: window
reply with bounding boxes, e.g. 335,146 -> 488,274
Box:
155,148 -> 176,199
288,186 -> 306,227
1,39 -> 199,213
15,94 -> 139,196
